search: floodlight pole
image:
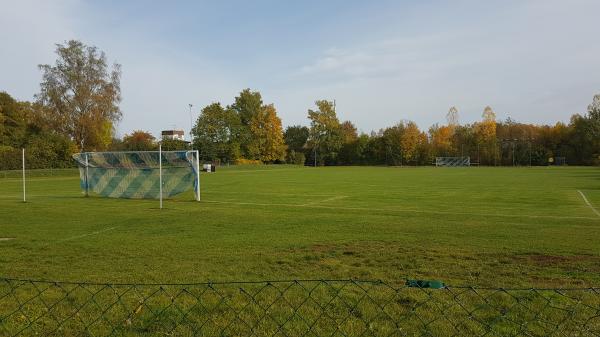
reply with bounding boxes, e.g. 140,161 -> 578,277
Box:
195,150 -> 201,201
159,144 -> 163,209
22,148 -> 26,202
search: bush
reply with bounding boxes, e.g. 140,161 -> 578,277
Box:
287,150 -> 306,165
0,134 -> 76,170
234,158 -> 262,165
0,146 -> 21,170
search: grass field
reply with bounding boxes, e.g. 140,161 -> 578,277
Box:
1,165 -> 599,288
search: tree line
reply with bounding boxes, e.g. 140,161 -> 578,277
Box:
1,40 -> 599,169
197,96 -> 599,167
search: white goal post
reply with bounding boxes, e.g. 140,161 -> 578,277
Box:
435,157 -> 471,167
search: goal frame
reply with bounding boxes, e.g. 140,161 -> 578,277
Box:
74,149 -> 201,208
435,156 -> 471,167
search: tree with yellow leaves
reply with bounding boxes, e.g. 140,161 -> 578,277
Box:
475,106 -> 497,164
400,121 -> 426,164
429,124 -> 455,156
248,104 -> 287,162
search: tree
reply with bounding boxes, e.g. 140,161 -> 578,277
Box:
284,125 -> 309,153
36,40 -> 122,151
383,123 -> 405,165
283,125 -> 309,165
120,130 -> 157,151
569,115 -> 594,164
338,121 -> 359,165
482,106 -> 496,122
364,131 -> 386,165
192,103 -> 241,163
230,89 -> 263,157
160,139 -> 190,151
400,121 -> 426,164
429,124 -> 454,157
446,106 -> 459,127
340,121 -> 358,144
587,94 -> 600,138
307,100 -> 342,165
0,91 -> 27,148
247,104 -> 287,162
0,91 -> 76,170
452,124 -> 476,158
284,125 -> 309,165
475,106 -> 497,165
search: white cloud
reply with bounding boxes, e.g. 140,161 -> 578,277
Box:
288,1 -> 600,131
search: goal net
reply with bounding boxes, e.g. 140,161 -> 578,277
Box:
435,156 -> 470,167
72,151 -> 199,199
551,157 -> 567,166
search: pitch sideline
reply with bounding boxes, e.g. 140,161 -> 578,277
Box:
43,226 -> 118,246
301,195 -> 348,207
578,190 -> 600,218
202,199 -> 600,221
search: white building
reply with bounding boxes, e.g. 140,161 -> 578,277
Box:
161,130 -> 185,141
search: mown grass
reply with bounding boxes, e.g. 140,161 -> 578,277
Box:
1,165 -> 599,287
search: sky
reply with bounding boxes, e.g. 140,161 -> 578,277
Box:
1,0 -> 599,139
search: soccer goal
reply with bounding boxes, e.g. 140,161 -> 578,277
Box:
72,149 -> 200,202
552,157 -> 567,166
435,156 -> 471,167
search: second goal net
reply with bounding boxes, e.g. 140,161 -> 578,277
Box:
435,157 -> 471,167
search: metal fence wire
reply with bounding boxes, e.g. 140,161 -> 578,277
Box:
1,278 -> 599,337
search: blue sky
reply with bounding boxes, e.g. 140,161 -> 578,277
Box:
1,0 -> 599,139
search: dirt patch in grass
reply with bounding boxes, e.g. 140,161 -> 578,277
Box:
0,238 -> 15,241
513,253 -> 600,268
286,242 -> 600,287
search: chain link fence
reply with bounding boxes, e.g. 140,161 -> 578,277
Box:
1,277 -> 599,336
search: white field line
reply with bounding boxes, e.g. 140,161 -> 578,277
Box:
44,226 -> 118,246
196,190 -> 590,213
201,190 -> 345,198
301,195 -> 348,207
578,190 -> 600,218
218,168 -> 305,174
202,199 -> 600,221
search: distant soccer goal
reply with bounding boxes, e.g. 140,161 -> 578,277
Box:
551,157 -> 567,166
72,150 -> 200,201
435,156 -> 471,167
